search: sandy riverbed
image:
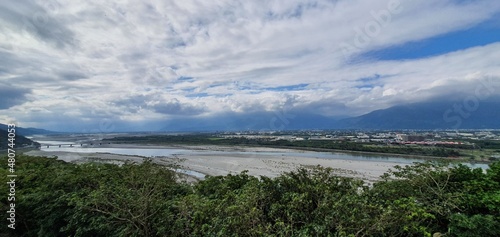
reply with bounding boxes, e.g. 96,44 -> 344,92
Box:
25,145 -> 404,183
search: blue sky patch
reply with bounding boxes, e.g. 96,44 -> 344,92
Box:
358,74 -> 381,83
355,74 -> 383,89
185,93 -> 209,98
178,76 -> 194,81
263,83 -> 309,91
362,19 -> 500,61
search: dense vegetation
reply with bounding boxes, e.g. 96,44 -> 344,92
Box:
463,139 -> 500,150
1,155 -> 499,236
106,135 -> 464,158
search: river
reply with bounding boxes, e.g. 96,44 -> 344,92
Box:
37,142 -> 490,170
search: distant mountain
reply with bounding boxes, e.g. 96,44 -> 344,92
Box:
157,98 -> 500,131
338,98 -> 500,129
3,97 -> 500,133
0,123 -> 57,136
0,128 -> 40,150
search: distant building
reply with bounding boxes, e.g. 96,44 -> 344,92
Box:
357,134 -> 370,139
397,134 -> 425,142
396,134 -> 408,141
446,133 -> 458,137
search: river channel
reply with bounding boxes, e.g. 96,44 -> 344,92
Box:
37,141 -> 490,170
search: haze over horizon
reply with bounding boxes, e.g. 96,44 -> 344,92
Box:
1,0 -> 500,132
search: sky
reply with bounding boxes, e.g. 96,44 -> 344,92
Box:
1,0 -> 500,132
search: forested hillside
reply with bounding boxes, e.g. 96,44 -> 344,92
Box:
0,129 -> 39,150
1,155 -> 499,236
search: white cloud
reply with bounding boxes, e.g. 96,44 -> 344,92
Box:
1,0 -> 499,130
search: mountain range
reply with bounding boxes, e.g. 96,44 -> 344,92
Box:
158,97 -> 500,131
3,97 -> 500,133
337,98 -> 500,130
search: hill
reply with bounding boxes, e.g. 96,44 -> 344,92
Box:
0,128 -> 40,150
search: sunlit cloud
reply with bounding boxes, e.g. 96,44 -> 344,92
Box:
1,0 -> 499,131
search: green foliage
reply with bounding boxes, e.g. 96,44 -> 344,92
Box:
449,214 -> 500,237
0,155 -> 189,237
1,155 -> 499,236
470,140 -> 500,150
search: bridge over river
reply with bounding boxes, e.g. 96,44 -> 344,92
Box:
39,142 -> 112,148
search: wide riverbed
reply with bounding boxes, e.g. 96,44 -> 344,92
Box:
25,138 -> 490,183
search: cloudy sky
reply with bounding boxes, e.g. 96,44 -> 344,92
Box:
1,0 -> 500,132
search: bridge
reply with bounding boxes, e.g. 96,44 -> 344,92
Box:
40,142 -> 112,148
